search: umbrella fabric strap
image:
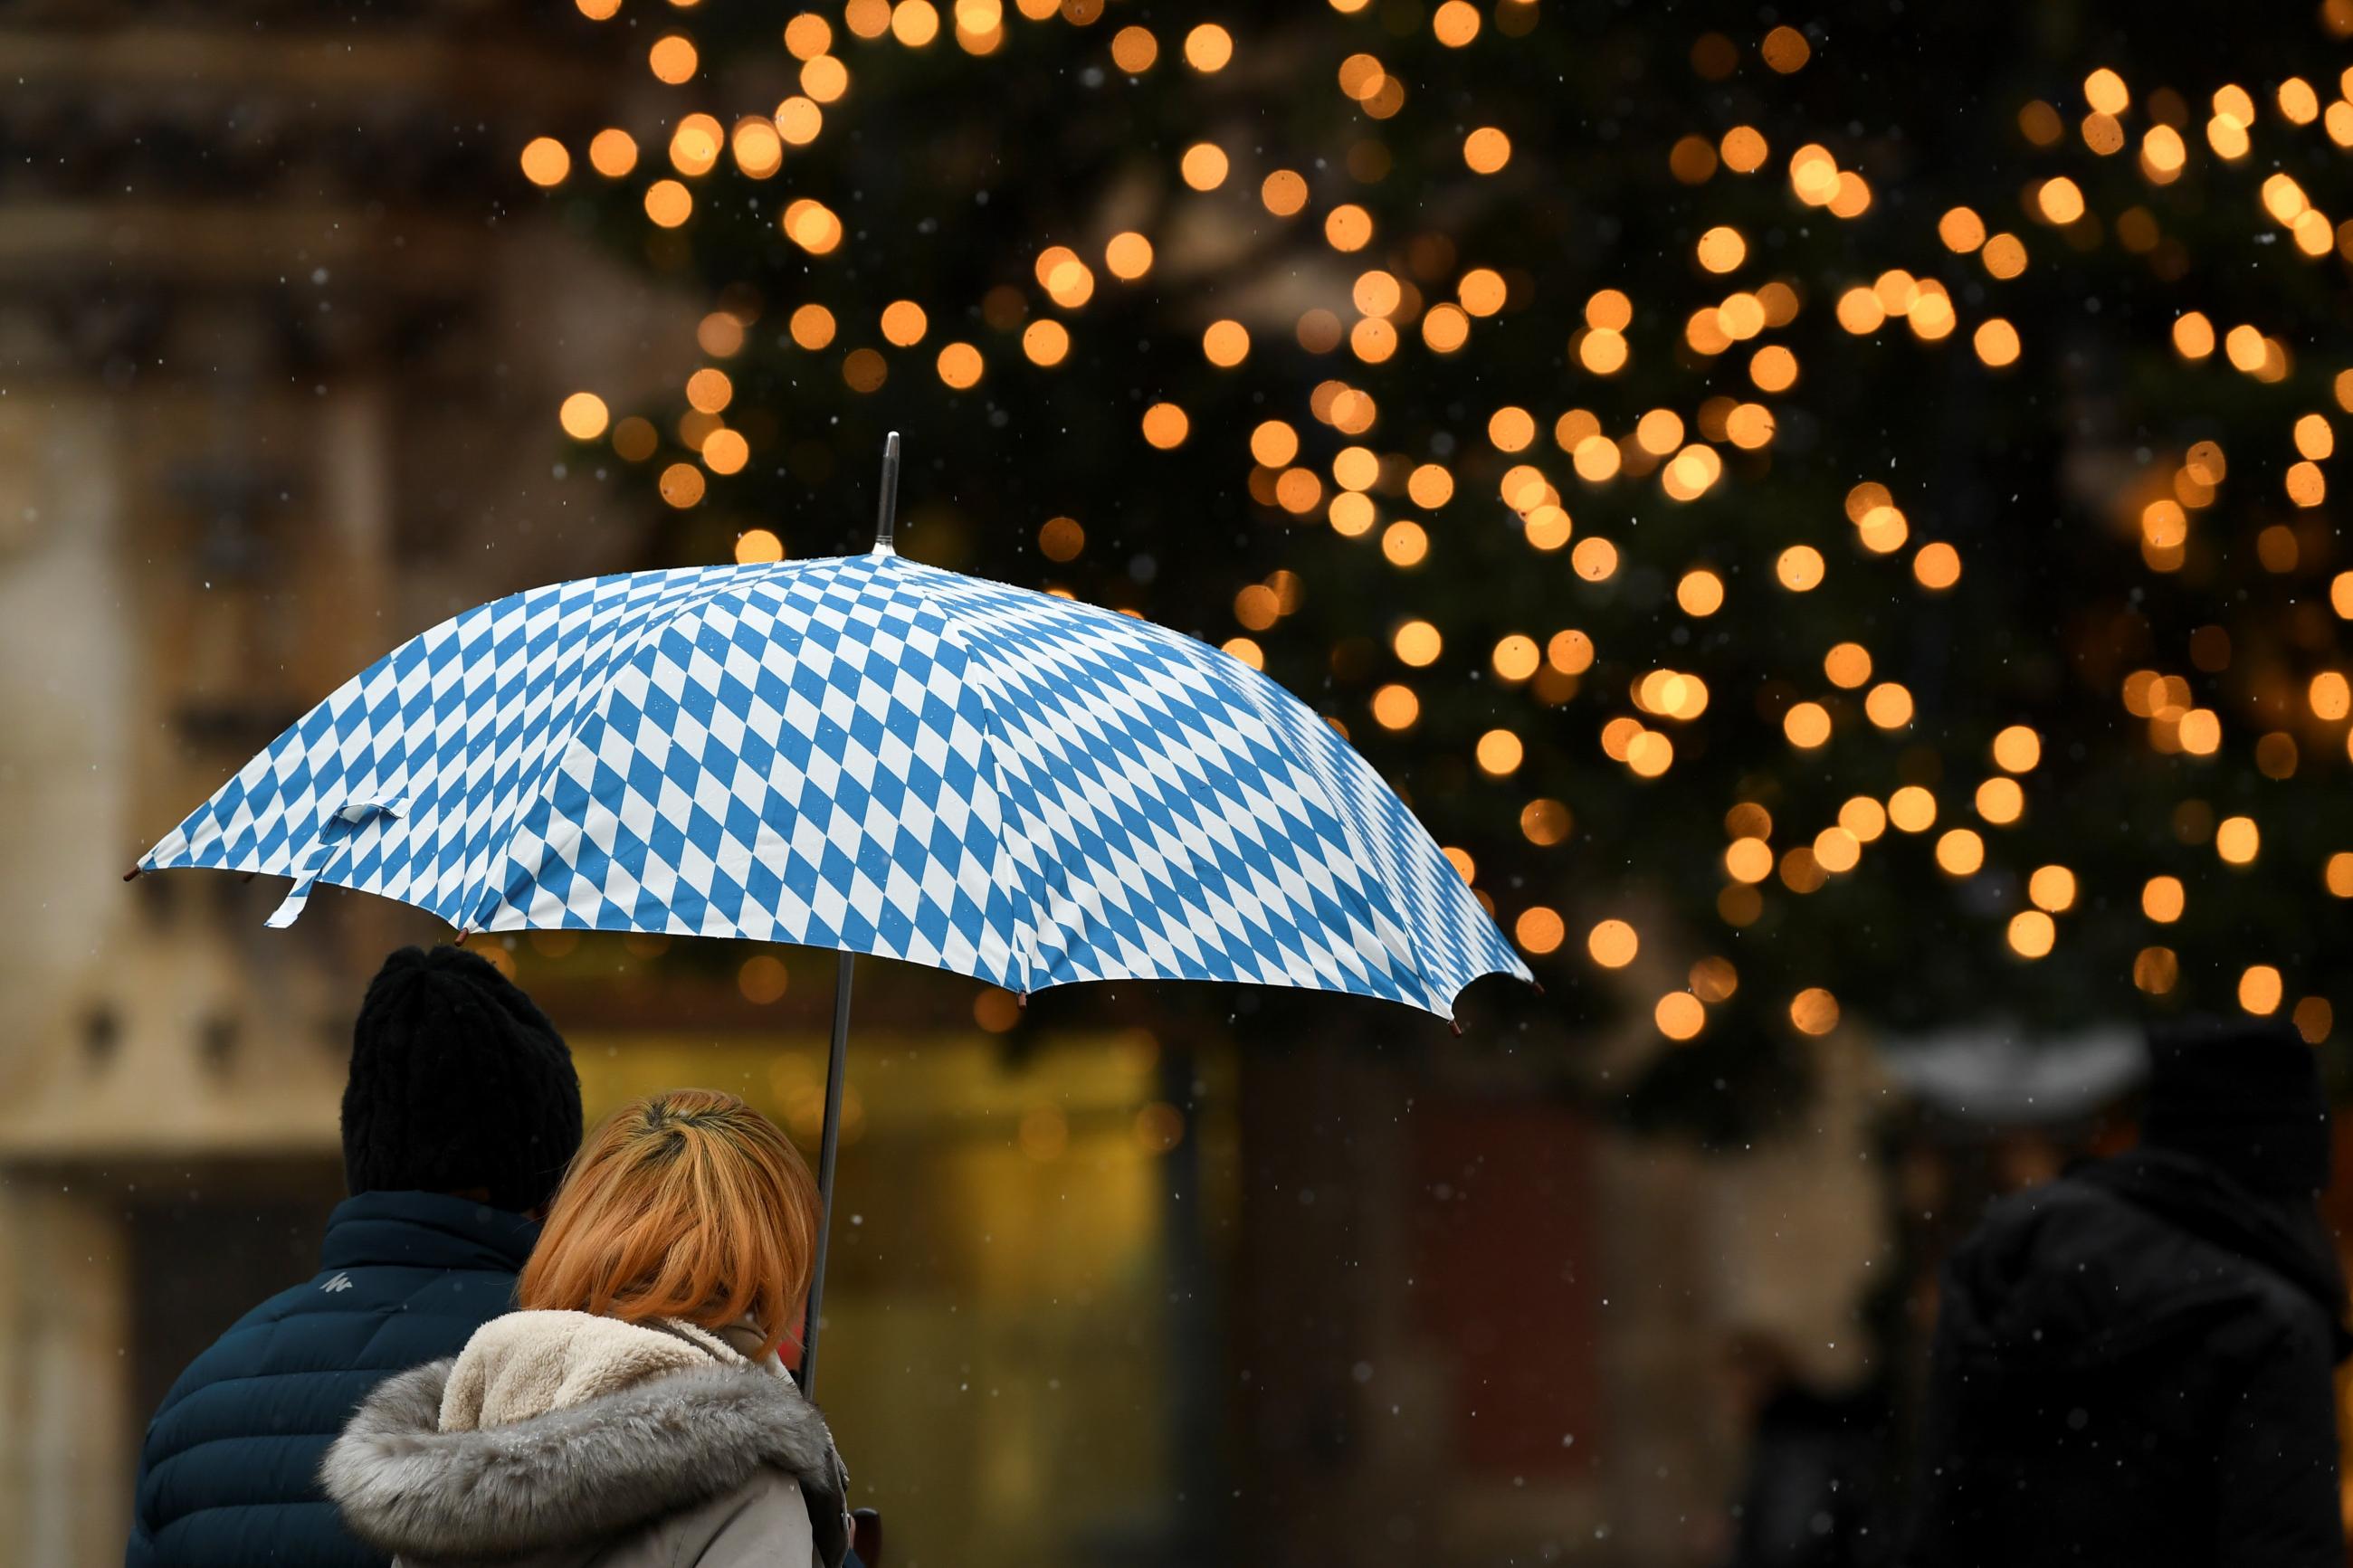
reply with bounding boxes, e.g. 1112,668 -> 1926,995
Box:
266,798 -> 404,928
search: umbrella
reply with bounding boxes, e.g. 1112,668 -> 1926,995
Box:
129,435 -> 1529,1388
1881,1021 -> 2146,1126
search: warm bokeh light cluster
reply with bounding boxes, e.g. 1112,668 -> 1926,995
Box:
530,5 -> 2353,1059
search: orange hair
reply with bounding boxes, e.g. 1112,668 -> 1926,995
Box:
519,1088 -> 819,1355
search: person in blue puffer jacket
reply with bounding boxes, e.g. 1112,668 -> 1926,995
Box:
126,945 -> 584,1568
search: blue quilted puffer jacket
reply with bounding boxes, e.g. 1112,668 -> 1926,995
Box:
126,1191 -> 539,1568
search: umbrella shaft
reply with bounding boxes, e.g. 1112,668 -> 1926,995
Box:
801,950 -> 855,1396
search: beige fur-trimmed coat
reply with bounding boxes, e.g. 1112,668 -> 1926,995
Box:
321,1310 -> 851,1568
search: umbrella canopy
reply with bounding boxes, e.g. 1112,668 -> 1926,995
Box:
138,546 -> 1526,1017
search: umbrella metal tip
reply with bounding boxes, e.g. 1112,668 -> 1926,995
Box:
873,432 -> 903,551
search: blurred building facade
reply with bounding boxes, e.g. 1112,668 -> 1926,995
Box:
0,7 -> 1896,1567
0,5 -> 686,1558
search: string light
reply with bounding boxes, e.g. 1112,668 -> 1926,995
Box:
1655,993 -> 1705,1040
1789,988 -> 1840,1034
1588,919 -> 1638,968
558,393 -> 609,440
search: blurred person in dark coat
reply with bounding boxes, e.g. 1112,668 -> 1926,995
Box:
126,946 -> 583,1568
1720,1330 -> 1890,1568
1902,1017 -> 2348,1568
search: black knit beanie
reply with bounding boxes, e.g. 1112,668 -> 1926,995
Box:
2142,1015 -> 2332,1196
342,946 -> 584,1212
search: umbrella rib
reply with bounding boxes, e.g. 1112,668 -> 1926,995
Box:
1232,667 -> 1446,1012
896,558 -> 1446,1012
450,565 -> 823,936
881,561 -> 1047,995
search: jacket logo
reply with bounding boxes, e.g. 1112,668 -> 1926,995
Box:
321,1272 -> 355,1293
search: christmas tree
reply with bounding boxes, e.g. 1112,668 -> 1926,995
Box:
520,0 -> 2353,1110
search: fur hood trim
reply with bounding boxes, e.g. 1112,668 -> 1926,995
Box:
321,1354 -> 849,1563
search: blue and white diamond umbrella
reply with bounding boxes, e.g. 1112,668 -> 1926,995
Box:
133,435 -> 1528,1383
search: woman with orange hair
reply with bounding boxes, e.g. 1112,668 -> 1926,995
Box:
321,1089 -> 853,1568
